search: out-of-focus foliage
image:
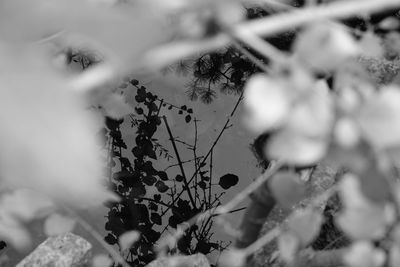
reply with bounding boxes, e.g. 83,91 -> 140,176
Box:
1,0 -> 400,266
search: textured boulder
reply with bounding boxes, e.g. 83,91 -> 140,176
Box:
146,253 -> 210,267
16,233 -> 92,267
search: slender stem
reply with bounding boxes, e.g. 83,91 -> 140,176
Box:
163,156 -> 203,172
161,92 -> 244,217
208,149 -> 213,208
193,119 -> 199,207
133,196 -> 174,210
162,116 -> 196,208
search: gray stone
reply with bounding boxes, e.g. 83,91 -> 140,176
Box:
16,233 -> 92,267
146,253 -> 210,267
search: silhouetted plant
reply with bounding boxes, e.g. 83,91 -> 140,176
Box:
102,80 -> 241,266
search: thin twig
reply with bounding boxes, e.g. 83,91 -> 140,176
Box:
162,116 -> 196,208
230,27 -> 289,65
156,163 -> 282,253
230,38 -> 271,73
145,0 -> 400,69
160,92 -> 244,217
193,119 -> 199,207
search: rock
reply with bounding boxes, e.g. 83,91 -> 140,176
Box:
146,253 -> 210,267
16,233 -> 92,267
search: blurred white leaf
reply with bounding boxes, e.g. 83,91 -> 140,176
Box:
286,80 -> 333,137
269,171 -> 306,209
92,254 -> 113,267
389,244 -> 400,267
0,189 -> 54,251
379,17 -> 400,31
287,208 -> 323,247
267,129 -> 328,166
218,248 -> 246,267
344,241 -> 385,267
118,230 -> 140,251
98,93 -> 133,119
243,74 -> 290,133
0,189 -> 54,222
357,86 -> 400,148
334,117 -> 360,148
0,219 -> 31,252
358,31 -> 384,58
44,213 -> 76,237
336,174 -> 394,240
294,22 -> 360,72
278,232 -> 299,264
0,46 -> 118,207
215,1 -> 245,26
0,0 -> 172,64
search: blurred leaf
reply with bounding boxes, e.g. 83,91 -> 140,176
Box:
278,232 -> 299,264
287,209 -> 323,247
267,129 -> 328,166
44,213 -> 76,237
379,17 -> 400,30
118,230 -> 140,251
336,174 -> 395,240
389,244 -> 400,267
358,31 -> 384,58
286,80 -> 333,137
294,22 -> 360,72
0,49 -> 118,206
359,163 -> 391,203
92,254 -> 113,267
0,220 -> 31,252
0,189 -> 55,222
218,248 -> 246,267
243,74 -> 290,133
0,0 -> 172,63
269,171 -> 306,209
357,86 -> 400,148
344,241 -> 385,267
